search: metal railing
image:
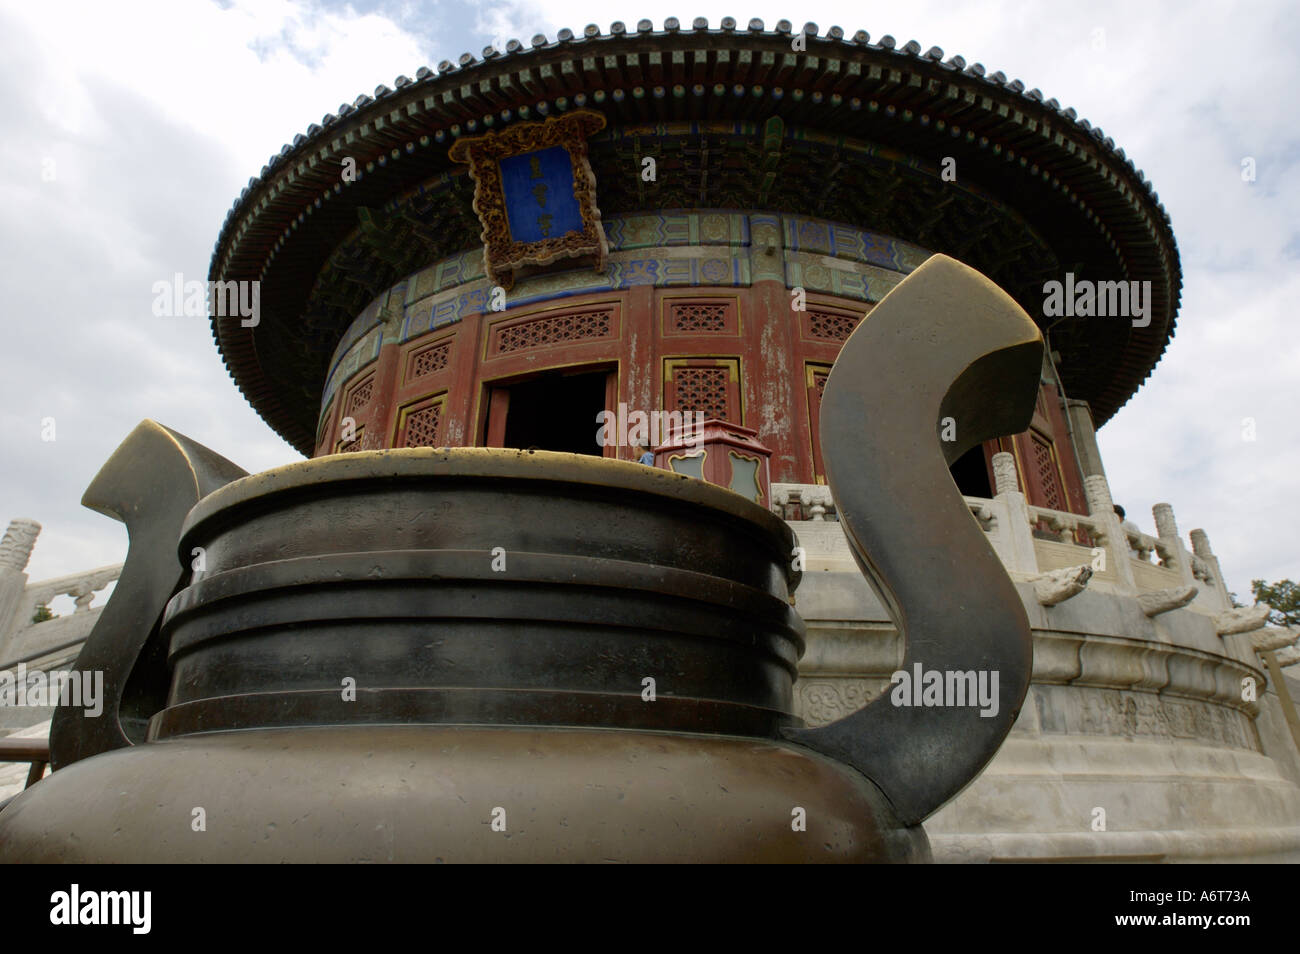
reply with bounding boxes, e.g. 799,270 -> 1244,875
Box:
0,737 -> 49,792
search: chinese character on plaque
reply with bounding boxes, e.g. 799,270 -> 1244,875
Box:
448,110 -> 608,290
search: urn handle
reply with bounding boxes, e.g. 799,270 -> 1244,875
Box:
781,255 -> 1043,826
48,421 -> 247,769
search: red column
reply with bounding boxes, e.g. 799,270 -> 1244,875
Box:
623,285 -> 656,463
748,280 -> 803,483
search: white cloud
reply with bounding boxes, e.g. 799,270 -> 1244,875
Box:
0,0 -> 438,582
1,0 -> 1295,606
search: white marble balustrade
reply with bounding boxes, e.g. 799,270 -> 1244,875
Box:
772,481 -> 1232,614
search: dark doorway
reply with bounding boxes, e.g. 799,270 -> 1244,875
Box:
499,369 -> 608,456
949,444 -> 993,499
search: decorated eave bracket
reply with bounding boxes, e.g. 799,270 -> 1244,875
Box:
449,109 -> 609,291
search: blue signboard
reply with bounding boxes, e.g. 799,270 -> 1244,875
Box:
498,146 -> 583,243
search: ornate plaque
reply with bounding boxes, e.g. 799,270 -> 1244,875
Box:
449,110 -> 608,290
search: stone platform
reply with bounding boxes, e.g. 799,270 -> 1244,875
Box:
788,511 -> 1300,863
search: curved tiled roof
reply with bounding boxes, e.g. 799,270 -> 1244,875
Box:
208,17 -> 1181,456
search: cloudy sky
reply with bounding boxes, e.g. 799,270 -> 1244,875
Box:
1,0 -> 1295,612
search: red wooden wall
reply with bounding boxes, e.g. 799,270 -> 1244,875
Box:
315,285 -> 1087,514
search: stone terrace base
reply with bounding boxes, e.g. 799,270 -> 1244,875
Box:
926,730 -> 1300,863
791,557 -> 1300,863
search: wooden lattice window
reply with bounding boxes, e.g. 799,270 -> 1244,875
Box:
1030,433 -> 1064,510
494,308 -> 613,354
404,404 -> 441,448
673,367 -> 730,420
335,429 -> 364,454
806,310 -> 861,342
345,375 -> 375,416
409,341 -> 450,381
397,395 -> 447,449
665,358 -> 740,425
671,302 -> 728,332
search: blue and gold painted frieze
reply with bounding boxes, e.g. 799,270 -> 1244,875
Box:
319,209 -> 933,417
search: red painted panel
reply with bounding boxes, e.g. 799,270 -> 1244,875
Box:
746,281 -> 800,484
484,388 -> 510,447
602,371 -> 619,459
805,363 -> 832,484
312,283 -> 1071,501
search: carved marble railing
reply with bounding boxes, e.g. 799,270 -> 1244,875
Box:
772,484 -> 996,533
1027,504 -> 1106,549
1189,553 -> 1217,585
16,566 -> 122,624
771,483 -> 837,521
1120,527 -> 1178,569
1007,501 -> 1177,575
965,498 -> 996,532
0,518 -> 122,672
0,565 -> 121,669
772,465 -> 1234,614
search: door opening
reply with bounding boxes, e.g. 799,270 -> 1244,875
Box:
489,369 -> 610,456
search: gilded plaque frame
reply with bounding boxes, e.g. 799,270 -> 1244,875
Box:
449,110 -> 608,290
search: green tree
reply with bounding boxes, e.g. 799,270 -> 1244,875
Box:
1251,579 -> 1299,628
31,603 -> 56,624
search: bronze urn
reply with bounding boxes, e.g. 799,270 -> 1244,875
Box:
0,256 -> 1042,863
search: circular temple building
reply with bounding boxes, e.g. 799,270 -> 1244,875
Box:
186,18 -> 1297,860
